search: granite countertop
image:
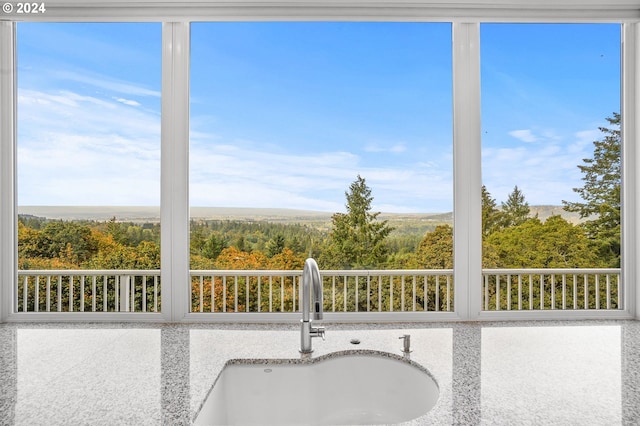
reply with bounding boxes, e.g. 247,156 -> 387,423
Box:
1,320 -> 639,425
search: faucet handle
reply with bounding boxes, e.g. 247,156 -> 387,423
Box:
311,325 -> 325,341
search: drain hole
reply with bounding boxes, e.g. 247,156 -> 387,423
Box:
350,339 -> 361,345
264,368 -> 272,373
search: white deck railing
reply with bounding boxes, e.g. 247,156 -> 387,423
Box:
16,270 -> 161,313
16,268 -> 622,314
189,269 -> 454,314
482,268 -> 621,311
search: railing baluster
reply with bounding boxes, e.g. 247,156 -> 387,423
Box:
483,274 -> 488,311
562,275 -> 566,310
412,275 -> 417,312
377,276 -> 382,312
22,276 -> 28,312
280,275 -> 284,312
115,275 -> 120,312
539,274 -> 544,310
595,274 -> 600,310
573,274 -> 578,310
234,276 -> 238,313
246,275 -> 250,313
343,276 -> 348,312
436,275 -> 440,312
367,275 -> 371,313
606,274 -> 611,310
389,276 -> 394,312
550,275 -> 555,310
496,275 -> 501,311
103,275 -> 108,312
131,275 -> 135,312
400,276 -> 405,312
584,274 -> 589,309
222,276 -> 227,313
69,275 -> 74,312
257,276 -> 261,313
80,275 -> 85,312
58,275 -> 63,312
142,275 -> 147,313
92,276 -> 97,312
46,275 -> 51,312
154,275 -> 159,313
34,276 -> 40,312
446,275 -> 451,311
269,276 -> 273,313
355,276 -> 359,312
517,275 -> 522,311
332,276 -> 336,312
528,274 -> 533,310
199,276 -> 204,313
210,274 -> 216,312
423,276 -> 427,312
506,274 -> 511,311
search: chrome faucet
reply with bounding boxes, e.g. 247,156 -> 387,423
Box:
300,258 -> 325,354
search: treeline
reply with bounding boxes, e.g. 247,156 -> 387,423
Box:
16,187 -> 618,272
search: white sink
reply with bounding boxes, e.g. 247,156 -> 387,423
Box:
194,350 -> 439,425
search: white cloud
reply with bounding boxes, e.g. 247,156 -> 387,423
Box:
364,143 -> 407,153
509,129 -> 539,143
18,88 -> 160,206
52,70 -> 161,98
482,129 -> 598,205
115,98 -> 142,107
18,85 -> 454,212
189,134 -> 452,212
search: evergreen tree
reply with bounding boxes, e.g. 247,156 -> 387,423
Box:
482,185 -> 501,236
265,234 -> 286,257
202,233 -> 227,260
500,185 -> 530,228
321,175 -> 393,268
563,113 -> 620,266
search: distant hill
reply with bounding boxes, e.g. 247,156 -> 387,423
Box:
527,205 -> 586,224
17,205 -> 584,227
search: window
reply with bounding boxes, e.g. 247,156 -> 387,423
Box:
189,22 -> 453,313
480,24 -> 621,310
16,23 -> 162,313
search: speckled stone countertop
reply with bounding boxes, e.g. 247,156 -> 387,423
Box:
1,320 -> 639,425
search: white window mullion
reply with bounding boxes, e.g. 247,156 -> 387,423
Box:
622,22 -> 640,319
0,22 -> 17,322
161,22 -> 190,322
452,22 -> 482,320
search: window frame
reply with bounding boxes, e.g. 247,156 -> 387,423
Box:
0,2 -> 638,322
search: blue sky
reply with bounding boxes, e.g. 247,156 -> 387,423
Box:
16,22 -> 620,213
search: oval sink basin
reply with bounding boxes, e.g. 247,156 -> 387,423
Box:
194,350 -> 439,425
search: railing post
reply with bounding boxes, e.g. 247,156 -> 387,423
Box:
119,275 -> 130,313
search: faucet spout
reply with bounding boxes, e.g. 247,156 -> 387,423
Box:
300,258 -> 324,354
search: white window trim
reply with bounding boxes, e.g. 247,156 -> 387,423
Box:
0,3 -> 638,322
